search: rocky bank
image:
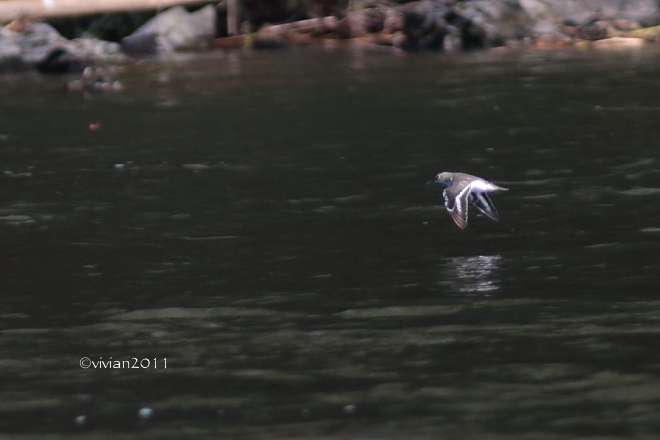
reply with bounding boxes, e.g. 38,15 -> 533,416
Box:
0,0 -> 659,76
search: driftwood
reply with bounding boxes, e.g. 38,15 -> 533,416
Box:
215,16 -> 347,49
624,25 -> 660,40
260,17 -> 339,34
0,0 -> 213,22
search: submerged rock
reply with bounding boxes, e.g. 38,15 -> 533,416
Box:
66,65 -> 123,92
121,5 -> 216,56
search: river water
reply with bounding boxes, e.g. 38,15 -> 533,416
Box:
2,46 -> 660,439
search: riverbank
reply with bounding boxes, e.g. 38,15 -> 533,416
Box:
1,0 -> 660,77
218,0 -> 660,53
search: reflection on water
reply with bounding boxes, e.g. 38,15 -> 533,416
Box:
444,255 -> 502,294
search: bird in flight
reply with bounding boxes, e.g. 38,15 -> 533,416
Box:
429,172 -> 508,229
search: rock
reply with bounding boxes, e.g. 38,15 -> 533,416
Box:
578,20 -> 611,40
518,0 -> 552,22
401,10 -> 448,51
520,0 -> 659,27
618,0 -> 658,24
35,47 -> 87,74
0,27 -> 26,72
449,0 -> 533,48
68,36 -> 123,60
121,5 -> 216,56
0,22 -> 122,74
611,19 -> 641,31
532,19 -> 561,36
462,0 -> 658,45
453,0 -> 660,45
444,9 -> 487,50
16,22 -> 69,65
548,1 -> 594,26
66,66 -> 123,92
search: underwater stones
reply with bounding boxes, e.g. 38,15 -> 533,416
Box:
66,65 -> 123,92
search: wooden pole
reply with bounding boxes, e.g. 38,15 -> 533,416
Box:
0,0 -> 214,22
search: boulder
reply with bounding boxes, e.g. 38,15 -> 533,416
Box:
401,10 -> 448,51
519,0 -> 592,25
0,27 -> 25,72
121,5 -> 216,56
16,22 -> 69,65
444,9 -> 487,50
0,22 -> 122,74
618,0 -> 660,26
35,48 -> 87,74
520,0 -> 659,27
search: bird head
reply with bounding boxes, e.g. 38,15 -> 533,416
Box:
428,172 -> 453,186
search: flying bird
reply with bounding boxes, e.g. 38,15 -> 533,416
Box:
430,172 -> 508,229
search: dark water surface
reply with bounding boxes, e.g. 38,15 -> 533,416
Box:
2,46 -> 660,439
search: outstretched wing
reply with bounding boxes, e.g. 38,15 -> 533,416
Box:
443,183 -> 472,229
469,192 -> 500,222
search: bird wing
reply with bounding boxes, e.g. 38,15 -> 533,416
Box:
444,182 -> 472,229
469,192 -> 500,222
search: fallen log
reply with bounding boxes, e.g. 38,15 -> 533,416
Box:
624,25 -> 660,40
259,16 -> 339,34
592,36 -> 645,48
0,0 -> 213,22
